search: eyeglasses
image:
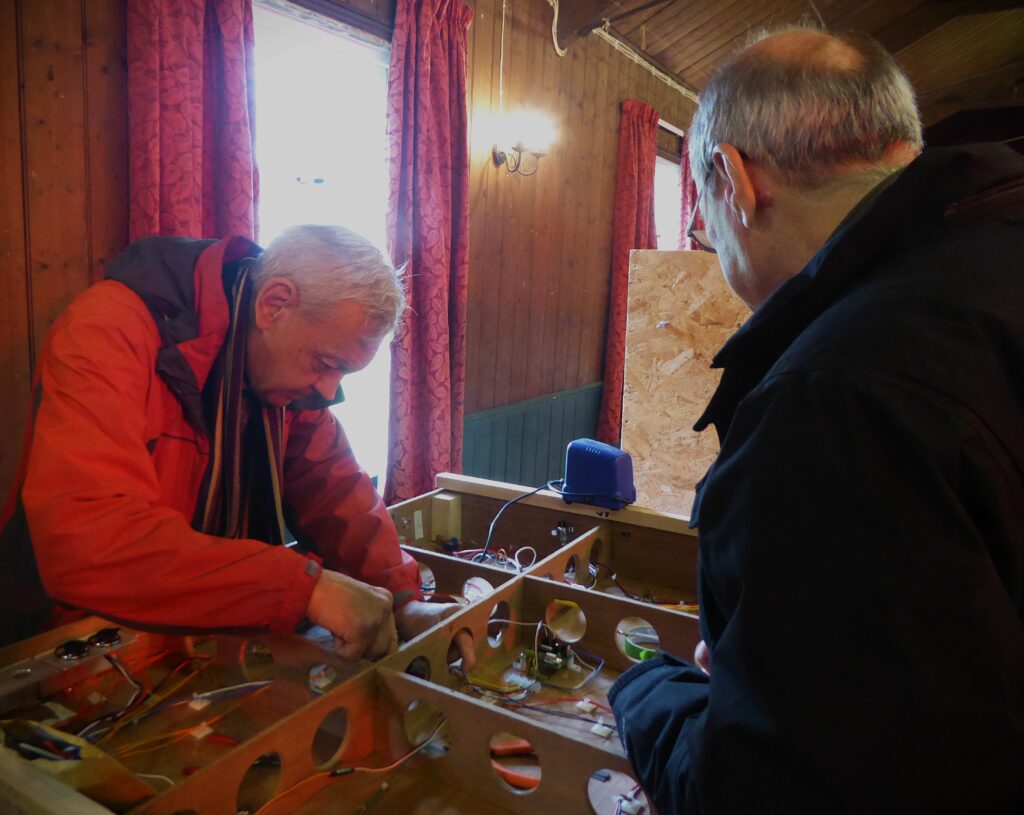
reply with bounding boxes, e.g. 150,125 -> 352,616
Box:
686,187 -> 716,253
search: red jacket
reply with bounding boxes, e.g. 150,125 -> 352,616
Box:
1,236 -> 420,643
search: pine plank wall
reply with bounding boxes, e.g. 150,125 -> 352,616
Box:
0,0 -> 696,497
0,0 -> 128,499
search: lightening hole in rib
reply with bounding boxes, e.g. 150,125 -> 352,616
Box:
587,768 -> 649,815
615,617 -> 659,663
544,600 -> 586,643
404,699 -> 450,758
487,601 -> 511,647
311,707 -> 349,769
236,752 -> 281,813
488,731 -> 541,794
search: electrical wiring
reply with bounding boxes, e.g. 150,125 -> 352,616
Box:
132,680 -> 274,724
94,663 -> 208,744
148,654 -> 211,697
474,484 -> 547,564
591,561 -> 695,606
83,655 -> 215,741
517,696 -> 612,714
76,655 -> 151,741
249,718 -> 447,815
545,479 -> 629,509
111,686 -> 271,759
463,618 -> 604,692
136,772 -> 175,788
544,648 -> 604,691
545,0 -> 567,57
514,546 -> 537,570
509,703 -> 617,732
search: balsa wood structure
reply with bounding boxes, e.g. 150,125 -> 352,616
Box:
0,474 -> 700,815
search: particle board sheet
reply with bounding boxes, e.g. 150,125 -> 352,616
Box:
621,250 -> 749,518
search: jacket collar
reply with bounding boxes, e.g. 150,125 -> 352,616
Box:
107,235 -> 262,433
693,144 -> 1024,440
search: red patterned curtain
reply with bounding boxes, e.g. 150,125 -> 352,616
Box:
384,0 -> 473,504
128,0 -> 258,240
596,100 -> 660,446
680,133 -> 703,250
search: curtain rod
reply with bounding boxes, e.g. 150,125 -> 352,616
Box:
593,26 -> 699,104
658,119 -> 685,138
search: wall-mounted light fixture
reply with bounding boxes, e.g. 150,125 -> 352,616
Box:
490,1 -> 556,176
492,109 -> 556,176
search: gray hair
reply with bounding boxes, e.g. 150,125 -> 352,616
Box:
688,23 -> 923,189
252,224 -> 405,333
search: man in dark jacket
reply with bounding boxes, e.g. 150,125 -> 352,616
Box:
609,25 -> 1024,814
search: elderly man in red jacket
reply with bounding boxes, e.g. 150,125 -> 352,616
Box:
1,224 -> 465,663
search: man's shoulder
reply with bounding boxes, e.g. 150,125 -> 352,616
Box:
768,246 -> 1024,449
45,280 -> 161,355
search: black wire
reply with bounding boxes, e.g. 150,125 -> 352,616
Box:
510,703 -> 618,731
474,484 -> 547,563
546,479 -> 632,507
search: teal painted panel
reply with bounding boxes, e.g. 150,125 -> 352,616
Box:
463,382 -> 602,487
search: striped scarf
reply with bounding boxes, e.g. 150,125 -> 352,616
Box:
195,264 -> 288,546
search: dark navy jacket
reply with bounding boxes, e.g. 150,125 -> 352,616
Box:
610,145 -> 1024,814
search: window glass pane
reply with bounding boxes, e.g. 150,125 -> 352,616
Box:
253,5 -> 392,487
654,156 -> 682,251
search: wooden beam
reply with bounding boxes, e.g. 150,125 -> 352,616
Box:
877,0 -> 1024,54
918,60 -> 1024,125
554,0 -> 618,51
607,0 -> 674,24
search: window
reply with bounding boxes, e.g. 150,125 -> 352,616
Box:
653,155 -> 682,251
253,4 -> 392,486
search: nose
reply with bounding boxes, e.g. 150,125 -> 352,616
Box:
315,371 -> 343,400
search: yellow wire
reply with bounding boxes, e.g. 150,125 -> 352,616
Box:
98,665 -> 206,745
112,687 -> 270,758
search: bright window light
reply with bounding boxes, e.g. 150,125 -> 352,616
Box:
654,155 -> 682,250
253,4 -> 392,488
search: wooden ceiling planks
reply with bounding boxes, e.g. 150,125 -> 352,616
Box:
898,9 -> 1024,92
669,0 -> 815,85
593,0 -> 1024,127
831,0 -> 927,42
899,8 -> 1024,124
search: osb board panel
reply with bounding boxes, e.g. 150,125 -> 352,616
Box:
621,250 -> 748,518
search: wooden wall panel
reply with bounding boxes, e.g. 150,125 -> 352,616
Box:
0,0 -> 32,496
85,0 -> 129,286
0,0 -> 127,498
22,1 -> 92,354
0,0 -> 690,491
463,0 -> 697,415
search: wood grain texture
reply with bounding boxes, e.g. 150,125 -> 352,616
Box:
21,0 -> 92,356
0,0 -> 127,499
463,0 -> 697,414
621,249 -> 748,517
84,0 -> 128,287
0,0 -> 32,496
606,0 -> 1024,125
0,476 -> 697,814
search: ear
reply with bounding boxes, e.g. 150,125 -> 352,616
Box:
253,277 -> 299,330
711,144 -> 759,229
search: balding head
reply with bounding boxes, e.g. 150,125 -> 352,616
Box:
750,28 -> 862,69
688,24 -> 922,189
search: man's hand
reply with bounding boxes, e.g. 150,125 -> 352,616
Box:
307,569 -> 398,661
694,639 -> 711,675
395,601 -> 477,672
